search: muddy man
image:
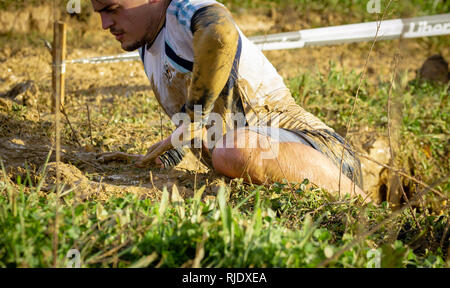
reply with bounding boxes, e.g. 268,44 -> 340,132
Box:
92,0 -> 370,201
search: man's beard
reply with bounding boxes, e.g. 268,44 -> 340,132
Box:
122,38 -> 147,52
121,23 -> 162,52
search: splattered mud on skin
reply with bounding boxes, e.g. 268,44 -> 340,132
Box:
146,5 -> 241,169
234,72 -> 363,187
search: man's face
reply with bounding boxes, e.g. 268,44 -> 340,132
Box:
91,0 -> 166,51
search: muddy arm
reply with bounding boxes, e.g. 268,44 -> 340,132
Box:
97,141 -> 166,165
185,5 -> 239,120
97,152 -> 142,163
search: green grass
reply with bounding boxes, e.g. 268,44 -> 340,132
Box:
0,167 -> 448,268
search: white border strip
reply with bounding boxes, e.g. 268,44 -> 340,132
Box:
67,13 -> 450,64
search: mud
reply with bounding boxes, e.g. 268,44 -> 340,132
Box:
189,4 -> 239,117
41,162 -> 161,201
0,95 -> 215,202
1,132 -> 215,202
0,94 -> 392,203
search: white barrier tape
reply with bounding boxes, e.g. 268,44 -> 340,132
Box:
67,52 -> 140,64
259,19 -> 404,49
66,13 -> 450,64
252,14 -> 450,51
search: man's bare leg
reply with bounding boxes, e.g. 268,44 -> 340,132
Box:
211,128 -> 369,201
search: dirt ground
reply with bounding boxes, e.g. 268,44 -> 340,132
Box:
0,9 -> 448,203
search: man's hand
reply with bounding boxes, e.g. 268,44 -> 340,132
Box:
135,155 -> 165,169
134,139 -> 173,168
136,122 -> 210,168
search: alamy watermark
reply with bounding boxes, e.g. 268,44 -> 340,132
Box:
366,249 -> 381,268
367,0 -> 381,14
67,0 -> 81,14
66,249 -> 81,268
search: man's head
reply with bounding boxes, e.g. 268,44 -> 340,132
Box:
91,0 -> 169,51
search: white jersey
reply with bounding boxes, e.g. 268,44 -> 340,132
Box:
138,0 -> 289,120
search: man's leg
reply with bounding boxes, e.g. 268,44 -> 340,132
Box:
211,127 -> 369,201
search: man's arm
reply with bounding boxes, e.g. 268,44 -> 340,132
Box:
185,4 -> 239,120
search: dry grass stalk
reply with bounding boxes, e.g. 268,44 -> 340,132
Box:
86,103 -> 94,147
386,53 -> 422,229
61,105 -> 82,147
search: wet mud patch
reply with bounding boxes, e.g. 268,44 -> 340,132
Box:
0,100 -> 220,202
1,139 -> 221,202
40,162 -> 161,202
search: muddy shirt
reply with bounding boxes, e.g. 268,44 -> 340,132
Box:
139,0 -> 328,129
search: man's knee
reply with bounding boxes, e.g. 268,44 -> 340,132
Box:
211,144 -> 244,179
211,129 -> 267,181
